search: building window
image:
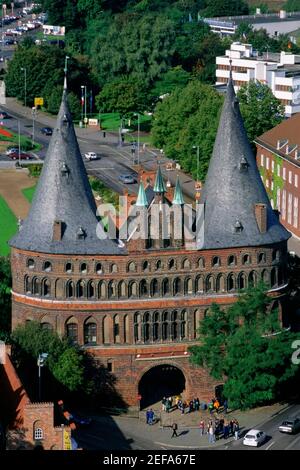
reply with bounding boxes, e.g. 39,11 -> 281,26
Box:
142,261 -> 150,271
198,257 -> 205,268
27,258 -> 35,269
143,312 -> 150,342
289,171 -> 292,184
111,264 -> 118,273
277,164 -> 280,177
228,255 -> 236,266
42,279 -> 51,297
34,428 -> 44,441
80,263 -> 87,274
162,278 -> 170,296
84,321 -> 97,344
258,252 -> 266,264
295,175 -> 298,188
282,190 -> 286,220
271,160 -> 274,172
212,256 -> 220,267
114,315 -> 120,343
66,323 -> 78,344
294,197 -> 298,228
43,261 -> 52,272
266,157 -> 269,170
65,262 -> 73,273
95,263 -> 103,274
134,313 -> 141,342
283,168 -> 286,180
288,193 -> 293,224
156,260 -> 162,270
41,322 -> 53,331
261,154 -> 264,166
168,259 -> 175,270
128,262 -> 136,272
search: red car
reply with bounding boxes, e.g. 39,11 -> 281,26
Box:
8,152 -> 32,160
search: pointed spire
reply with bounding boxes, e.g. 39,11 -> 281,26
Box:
10,80 -> 125,255
153,166 -> 166,193
136,181 -> 148,207
199,65 -> 290,249
172,176 -> 185,205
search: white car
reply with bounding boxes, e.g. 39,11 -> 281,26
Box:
84,152 -> 98,160
243,429 -> 266,447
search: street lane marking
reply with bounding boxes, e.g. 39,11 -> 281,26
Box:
77,138 -> 90,144
285,434 -> 300,450
266,441 -> 275,450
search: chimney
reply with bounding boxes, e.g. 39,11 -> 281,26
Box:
53,220 -> 63,241
254,204 -> 267,233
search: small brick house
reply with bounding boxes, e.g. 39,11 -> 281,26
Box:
9,77 -> 291,410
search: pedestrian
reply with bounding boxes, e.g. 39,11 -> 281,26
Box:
171,422 -> 178,438
229,419 -> 234,436
234,420 -> 240,440
199,420 -> 205,436
214,399 -> 220,414
148,408 -> 154,425
223,421 -> 230,440
162,397 -> 167,412
208,425 -> 215,444
146,409 -> 150,425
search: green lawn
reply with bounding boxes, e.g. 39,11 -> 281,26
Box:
0,127 -> 42,153
22,185 -> 36,203
0,196 -> 17,256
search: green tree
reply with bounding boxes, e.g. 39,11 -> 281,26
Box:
189,284 -> 300,409
285,0 -> 300,12
151,66 -> 191,98
202,0 -> 249,17
52,348 -> 84,392
151,80 -> 223,181
237,81 -> 284,146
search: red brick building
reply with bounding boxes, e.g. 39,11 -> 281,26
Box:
255,113 -> 300,239
9,77 -> 291,410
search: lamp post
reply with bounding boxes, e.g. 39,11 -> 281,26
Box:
192,145 -> 200,182
18,120 -> 21,166
134,112 -> 140,165
32,106 -> 37,147
37,353 -> 48,401
81,85 -> 87,127
80,85 -> 84,126
20,67 -> 27,108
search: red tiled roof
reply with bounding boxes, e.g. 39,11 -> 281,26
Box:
257,113 -> 300,149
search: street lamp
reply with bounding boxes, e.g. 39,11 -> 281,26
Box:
81,85 -> 87,127
20,67 -> 27,108
37,353 -> 48,401
192,145 -> 200,182
134,112 -> 140,165
18,120 -> 21,166
32,106 -> 37,147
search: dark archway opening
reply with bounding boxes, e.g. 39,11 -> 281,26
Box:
138,365 -> 185,410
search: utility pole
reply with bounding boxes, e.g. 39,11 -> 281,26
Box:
32,107 -> 36,147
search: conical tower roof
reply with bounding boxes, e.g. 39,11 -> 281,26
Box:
199,78 -> 290,249
153,166 -> 166,193
172,176 -> 185,205
10,85 -> 125,255
136,182 -> 148,207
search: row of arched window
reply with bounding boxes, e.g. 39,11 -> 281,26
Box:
134,310 -> 187,343
25,267 -> 284,299
25,250 -> 281,275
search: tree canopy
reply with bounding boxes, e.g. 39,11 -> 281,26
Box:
189,284 -> 300,409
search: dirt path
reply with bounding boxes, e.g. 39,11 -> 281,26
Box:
0,169 -> 35,219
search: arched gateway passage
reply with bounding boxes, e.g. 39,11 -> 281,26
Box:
138,365 -> 186,410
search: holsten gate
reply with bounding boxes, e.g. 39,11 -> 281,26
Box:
9,77 -> 291,409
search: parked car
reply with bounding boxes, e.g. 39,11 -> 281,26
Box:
243,429 -> 266,447
40,127 -> 53,136
84,152 -> 98,160
6,147 -> 19,155
8,152 -> 32,160
279,418 -> 300,434
118,174 -> 137,184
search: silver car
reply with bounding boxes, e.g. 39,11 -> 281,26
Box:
279,418 -> 300,434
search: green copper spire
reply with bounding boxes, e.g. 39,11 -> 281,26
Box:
136,181 -> 148,207
172,176 -> 185,205
154,166 -> 166,193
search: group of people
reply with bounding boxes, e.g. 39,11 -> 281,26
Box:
202,418 -> 240,443
162,396 -> 202,414
208,398 -> 228,415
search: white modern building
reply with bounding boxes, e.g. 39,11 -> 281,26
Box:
216,42 -> 300,116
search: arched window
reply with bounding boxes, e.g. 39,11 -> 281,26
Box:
180,310 -> 187,339
196,275 -> 204,293
27,258 -> 35,269
140,279 -> 148,297
242,254 -> 251,265
156,260 -> 162,271
124,315 -> 130,343
66,320 -> 78,344
258,252 -> 266,264
143,312 -> 150,342
77,280 -> 85,298
272,250 -> 280,262
153,312 -> 159,342
162,311 -> 169,341
206,275 -> 214,292
98,281 -> 106,299
87,281 -> 95,298
227,273 -> 235,292
198,257 -> 205,268
43,261 -> 52,272
212,256 -> 220,267
194,309 -> 202,338
41,322 -> 53,332
228,255 -> 236,266
65,262 -> 73,273
150,279 -> 159,297
42,279 -> 51,297
96,263 -> 103,274
271,267 -> 277,287
168,259 -> 176,270
111,264 -> 118,273
238,272 -> 247,290
262,269 -> 269,285
80,263 -> 88,274
84,319 -> 97,345
185,278 -> 193,295
32,277 -> 40,295
103,316 -> 110,344
216,274 -> 225,293
128,262 -> 136,272
113,315 -> 120,343
162,278 -> 169,296
142,261 -> 150,271
173,278 -> 181,295
182,259 -> 190,269
171,311 -> 178,340
33,425 -> 44,441
129,281 -> 138,298
108,281 -> 116,298
66,280 -> 74,298
25,275 -> 31,294
249,270 -> 258,286
118,281 -> 126,297
134,313 -> 141,342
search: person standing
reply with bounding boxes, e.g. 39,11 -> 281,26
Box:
208,424 -> 215,444
199,420 -> 205,436
234,420 -> 240,440
171,423 -> 178,438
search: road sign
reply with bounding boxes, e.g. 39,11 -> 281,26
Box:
34,97 -> 44,106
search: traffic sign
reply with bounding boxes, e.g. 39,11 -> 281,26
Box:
34,97 -> 44,106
